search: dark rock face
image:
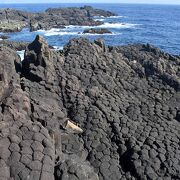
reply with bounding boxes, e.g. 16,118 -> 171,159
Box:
0,8 -> 33,32
30,5 -> 115,31
0,46 -> 18,99
0,6 -> 116,32
0,36 -> 180,180
83,28 -> 112,34
0,8 -> 32,22
0,40 -> 29,51
81,5 -> 117,17
0,35 -> 9,40
0,40 -> 56,51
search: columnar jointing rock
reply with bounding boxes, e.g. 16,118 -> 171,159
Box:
0,36 -> 180,180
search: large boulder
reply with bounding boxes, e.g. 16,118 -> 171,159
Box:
22,35 -> 59,83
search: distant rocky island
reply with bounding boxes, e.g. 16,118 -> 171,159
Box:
0,6 -> 116,32
0,5 -> 180,180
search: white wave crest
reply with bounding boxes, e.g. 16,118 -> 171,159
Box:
94,18 -> 105,22
53,46 -> 63,50
17,50 -> 25,61
108,16 -> 127,18
66,23 -> 140,29
94,16 -> 105,18
38,29 -> 80,36
37,27 -> 122,37
82,32 -> 122,36
98,22 -> 139,29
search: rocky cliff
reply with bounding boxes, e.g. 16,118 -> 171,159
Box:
0,36 -> 180,180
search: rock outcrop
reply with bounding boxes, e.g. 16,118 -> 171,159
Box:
0,8 -> 33,32
0,35 -> 9,40
0,40 -> 29,51
30,6 -> 116,31
46,5 -> 116,18
0,6 -> 117,32
0,36 -> 180,180
83,28 -> 112,34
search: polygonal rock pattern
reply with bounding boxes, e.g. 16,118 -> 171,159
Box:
0,36 -> 180,180
0,121 -> 55,180
55,154 -> 99,180
60,38 -> 180,179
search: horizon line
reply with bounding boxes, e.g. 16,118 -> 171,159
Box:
1,2 -> 180,5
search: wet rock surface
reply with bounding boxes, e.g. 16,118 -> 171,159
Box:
83,28 -> 112,34
0,36 -> 180,180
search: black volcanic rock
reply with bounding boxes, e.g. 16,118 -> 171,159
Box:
0,40 -> 29,51
0,8 -> 33,32
46,5 -> 117,17
0,35 -> 9,40
29,7 -> 104,31
82,5 -> 117,17
0,36 -> 180,180
30,6 -> 116,31
0,46 -> 19,100
83,28 -> 112,34
0,6 -> 117,32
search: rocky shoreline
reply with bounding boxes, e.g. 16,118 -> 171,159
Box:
0,35 -> 179,180
0,6 -> 116,33
83,28 -> 112,34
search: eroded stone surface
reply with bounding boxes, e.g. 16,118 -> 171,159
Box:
0,36 -> 180,180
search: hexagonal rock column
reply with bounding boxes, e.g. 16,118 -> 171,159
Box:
0,121 -> 55,180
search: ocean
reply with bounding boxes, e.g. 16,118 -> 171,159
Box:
0,3 -> 180,55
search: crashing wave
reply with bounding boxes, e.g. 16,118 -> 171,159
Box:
66,23 -> 140,29
16,50 -> 25,61
37,28 -> 122,37
53,46 -> 64,50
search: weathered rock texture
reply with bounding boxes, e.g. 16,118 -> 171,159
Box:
0,6 -> 116,32
0,36 -> 180,180
0,40 -> 29,51
0,8 -> 33,32
30,6 -> 116,31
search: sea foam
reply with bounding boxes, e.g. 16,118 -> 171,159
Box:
53,46 -> 64,50
37,27 -> 122,37
38,29 -> 79,36
66,23 -> 140,29
107,16 -> 127,18
98,22 -> 139,29
16,50 -> 25,61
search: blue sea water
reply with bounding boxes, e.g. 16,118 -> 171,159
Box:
0,3 -> 180,55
